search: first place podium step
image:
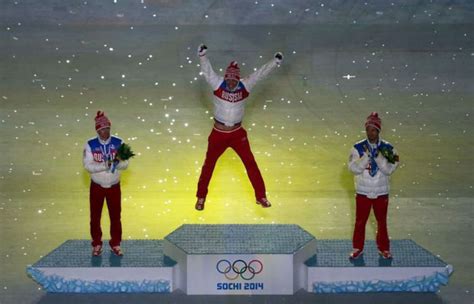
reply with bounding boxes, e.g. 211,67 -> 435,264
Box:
27,224 -> 453,294
164,224 -> 316,295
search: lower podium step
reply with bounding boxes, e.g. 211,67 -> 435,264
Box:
306,239 -> 453,293
27,240 -> 176,293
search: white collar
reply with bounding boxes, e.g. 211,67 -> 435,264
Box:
98,136 -> 111,145
367,138 -> 380,146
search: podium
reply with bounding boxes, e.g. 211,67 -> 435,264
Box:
27,224 -> 452,294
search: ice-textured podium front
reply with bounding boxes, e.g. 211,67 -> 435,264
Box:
27,225 -> 452,294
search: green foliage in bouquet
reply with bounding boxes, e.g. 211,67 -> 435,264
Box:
378,146 -> 399,164
116,143 -> 135,161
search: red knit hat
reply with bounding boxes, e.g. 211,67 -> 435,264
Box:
365,112 -> 381,131
224,61 -> 240,81
95,111 -> 111,131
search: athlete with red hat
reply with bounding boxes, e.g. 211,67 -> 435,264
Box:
195,44 -> 283,211
83,111 -> 129,256
348,112 -> 400,260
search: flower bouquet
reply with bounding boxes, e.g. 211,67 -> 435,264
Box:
110,143 -> 135,173
378,146 -> 399,164
116,143 -> 135,161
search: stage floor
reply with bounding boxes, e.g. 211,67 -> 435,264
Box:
1,1 -> 473,303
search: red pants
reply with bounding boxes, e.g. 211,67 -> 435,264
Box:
90,181 -> 122,247
352,194 -> 390,251
197,127 -> 266,200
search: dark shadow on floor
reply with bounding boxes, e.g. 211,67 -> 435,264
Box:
37,290 -> 446,304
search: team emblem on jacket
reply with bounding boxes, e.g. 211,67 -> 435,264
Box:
92,147 -> 117,162
214,82 -> 249,103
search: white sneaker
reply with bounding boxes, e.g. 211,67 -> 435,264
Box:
92,245 -> 102,257
195,198 -> 205,211
349,248 -> 363,259
111,246 -> 123,256
256,198 -> 272,208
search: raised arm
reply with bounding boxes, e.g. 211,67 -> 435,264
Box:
241,52 -> 283,92
83,143 -> 108,173
198,44 -> 222,90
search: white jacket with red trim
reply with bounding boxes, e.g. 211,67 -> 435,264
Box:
199,54 -> 280,126
83,135 -> 129,188
348,139 -> 399,198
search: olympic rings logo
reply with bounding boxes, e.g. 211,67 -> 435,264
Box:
216,259 -> 263,281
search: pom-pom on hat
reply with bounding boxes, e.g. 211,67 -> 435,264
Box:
365,112 -> 381,131
224,61 -> 240,81
95,111 -> 111,131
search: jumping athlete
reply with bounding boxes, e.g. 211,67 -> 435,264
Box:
195,44 -> 283,211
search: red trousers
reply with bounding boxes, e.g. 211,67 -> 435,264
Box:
352,194 -> 390,251
89,181 -> 122,247
197,127 -> 266,200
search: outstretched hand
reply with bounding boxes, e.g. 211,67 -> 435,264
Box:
198,44 -> 208,57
